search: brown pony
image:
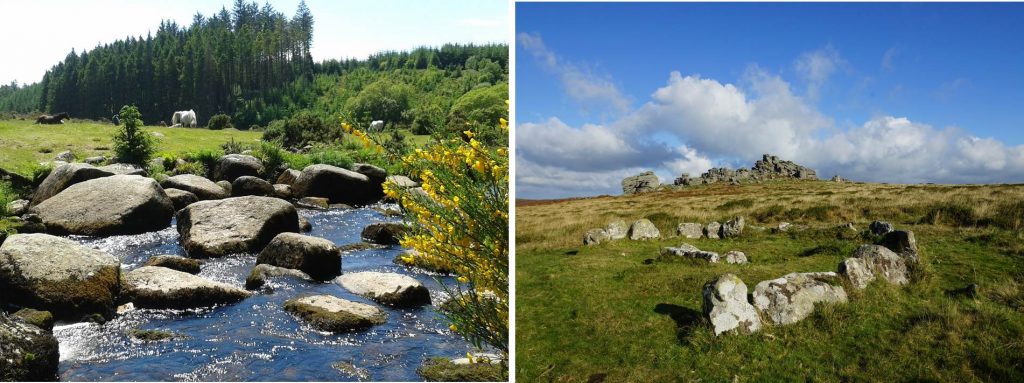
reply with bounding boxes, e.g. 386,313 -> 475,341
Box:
35,112 -> 70,124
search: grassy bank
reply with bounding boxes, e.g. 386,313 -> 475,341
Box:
516,181 -> 1024,382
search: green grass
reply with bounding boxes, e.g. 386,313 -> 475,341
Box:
516,182 -> 1024,382
0,119 -> 261,176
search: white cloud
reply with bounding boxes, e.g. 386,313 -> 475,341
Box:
517,32 -> 630,114
881,46 -> 899,71
794,44 -> 846,100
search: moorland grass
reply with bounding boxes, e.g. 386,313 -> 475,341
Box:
516,181 -> 1024,382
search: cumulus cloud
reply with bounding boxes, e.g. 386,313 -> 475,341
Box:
517,45 -> 1024,199
794,44 -> 846,100
517,32 -> 631,114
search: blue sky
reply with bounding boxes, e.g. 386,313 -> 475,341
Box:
516,2 -> 1024,199
0,0 -> 508,86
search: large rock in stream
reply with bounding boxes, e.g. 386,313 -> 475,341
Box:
176,196 -> 299,258
283,295 -> 386,332
292,164 -> 382,206
29,163 -> 114,206
256,233 -> 341,281
0,312 -> 59,381
122,266 -> 251,308
160,174 -> 229,200
31,175 -> 174,236
335,271 -> 431,307
0,234 -> 120,320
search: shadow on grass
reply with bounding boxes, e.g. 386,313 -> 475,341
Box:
654,303 -> 703,344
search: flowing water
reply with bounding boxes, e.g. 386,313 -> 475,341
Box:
52,205 -> 476,381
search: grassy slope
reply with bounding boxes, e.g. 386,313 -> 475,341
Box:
0,119 -> 263,176
516,181 -> 1024,382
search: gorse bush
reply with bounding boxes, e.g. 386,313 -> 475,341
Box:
253,141 -> 287,180
345,101 -> 509,356
207,114 -> 233,130
112,105 -> 156,166
262,111 -> 343,149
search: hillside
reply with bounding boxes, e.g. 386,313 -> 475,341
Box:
516,180 -> 1024,381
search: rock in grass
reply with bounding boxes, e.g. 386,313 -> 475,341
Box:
31,175 -> 174,236
676,223 -> 704,239
164,188 -> 199,211
0,312 -> 59,381
752,272 -> 848,325
0,234 -> 120,320
583,228 -> 610,245
880,230 -> 919,264
705,222 -> 722,239
213,154 -> 264,182
122,266 -> 250,309
869,220 -> 894,236
417,357 -> 506,382
245,264 -> 312,290
839,245 -> 909,289
838,257 -> 874,290
605,220 -> 628,240
661,244 -> 718,263
29,163 -> 114,206
6,199 -> 29,216
256,233 -> 341,281
11,308 -> 55,331
721,216 -> 745,238
176,196 -> 299,258
628,219 -> 660,240
283,295 -> 386,332
723,250 -> 748,264
98,163 -> 146,176
143,255 -> 203,274
160,174 -> 229,200
361,222 -> 408,245
336,271 -> 431,307
702,273 -> 762,335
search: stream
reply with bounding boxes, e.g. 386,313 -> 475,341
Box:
51,205 -> 474,381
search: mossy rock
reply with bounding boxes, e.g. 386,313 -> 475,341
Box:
416,357 -> 507,382
283,295 -> 386,333
127,328 -> 180,342
11,309 -> 54,331
0,313 -> 59,381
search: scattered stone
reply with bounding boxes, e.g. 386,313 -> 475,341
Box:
6,199 -> 29,216
361,222 -> 408,245
675,223 -> 704,239
841,245 -> 909,289
29,163 -> 114,206
54,150 -> 75,162
583,228 -> 610,246
98,163 -> 146,176
661,244 -> 718,263
605,220 -> 628,240
283,295 -> 386,332
216,180 -> 232,194
256,233 -> 341,281
31,175 -> 175,236
297,196 -> 329,209
164,188 -> 199,211
702,273 -> 762,335
231,175 -> 274,197
723,251 -> 748,264
721,216 -> 745,238
11,308 -> 54,331
276,169 -> 301,186
628,219 -> 660,240
336,271 -> 431,307
386,175 -> 419,188
838,258 -> 874,290
621,171 -> 660,195
831,175 -> 844,182
839,222 -> 857,232
84,155 -> 106,165
869,220 -> 895,236
122,266 -> 251,308
293,164 -> 381,206
176,196 -> 299,258
272,184 -> 292,199
143,255 -> 204,274
0,312 -> 59,381
0,234 -> 120,320
880,230 -> 920,264
705,222 -> 722,239
160,174 -> 229,200
776,222 -> 792,232
213,154 -> 264,182
752,272 -> 848,325
245,264 -> 313,290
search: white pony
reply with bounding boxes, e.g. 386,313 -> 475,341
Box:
171,110 -> 198,128
369,120 -> 384,131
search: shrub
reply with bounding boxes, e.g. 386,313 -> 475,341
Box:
220,138 -> 246,155
252,141 -> 287,180
112,105 -> 156,166
263,111 -> 343,149
0,180 -> 17,216
982,201 -> 1024,231
183,149 -> 221,177
716,198 -> 755,211
30,164 -> 53,188
207,114 -> 233,130
174,161 -> 207,177
307,149 -> 353,169
445,83 -> 508,146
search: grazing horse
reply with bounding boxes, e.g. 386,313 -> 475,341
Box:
35,112 -> 70,124
171,109 -> 198,128
369,120 -> 384,131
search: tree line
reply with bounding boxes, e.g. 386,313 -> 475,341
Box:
0,0 -> 509,132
